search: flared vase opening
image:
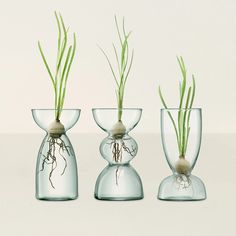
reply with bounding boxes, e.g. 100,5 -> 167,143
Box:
92,108 -> 142,134
32,109 -> 81,132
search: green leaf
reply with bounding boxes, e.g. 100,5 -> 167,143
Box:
100,16 -> 134,121
124,49 -> 134,86
189,75 -> 196,109
58,46 -> 72,110
159,86 -> 180,150
64,33 -> 76,85
159,57 -> 196,157
112,43 -> 121,76
38,13 -> 76,120
54,12 -> 61,65
38,41 -> 55,87
115,15 -> 122,46
98,45 -> 119,87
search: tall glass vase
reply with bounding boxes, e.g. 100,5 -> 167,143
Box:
32,109 -> 80,201
92,108 -> 144,201
158,108 -> 206,201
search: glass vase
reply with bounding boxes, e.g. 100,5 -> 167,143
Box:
158,108 -> 206,201
92,108 -> 144,201
32,109 -> 80,201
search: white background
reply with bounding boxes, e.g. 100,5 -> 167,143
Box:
0,1 -> 236,235
1,0 -> 236,133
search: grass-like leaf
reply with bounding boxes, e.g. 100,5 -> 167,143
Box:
158,86 -> 180,150
100,16 -> 134,121
159,57 -> 196,157
38,12 -> 76,120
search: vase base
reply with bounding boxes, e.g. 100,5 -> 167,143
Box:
94,164 -> 144,201
36,194 -> 78,201
158,174 -> 206,201
95,195 -> 143,201
36,196 -> 78,201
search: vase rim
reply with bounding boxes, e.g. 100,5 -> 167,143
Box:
161,108 -> 201,111
31,108 -> 81,111
92,108 -> 142,111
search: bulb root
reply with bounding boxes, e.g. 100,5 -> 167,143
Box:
40,136 -> 71,188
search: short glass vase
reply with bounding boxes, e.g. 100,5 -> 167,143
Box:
92,108 -> 144,201
158,108 -> 207,201
32,109 -> 80,201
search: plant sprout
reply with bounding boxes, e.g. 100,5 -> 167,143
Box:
99,15 -> 134,126
158,56 -> 196,175
99,16 -> 136,183
38,12 -> 76,122
37,12 -> 76,188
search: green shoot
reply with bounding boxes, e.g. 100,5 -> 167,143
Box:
38,12 -> 76,121
99,15 -> 134,121
158,56 -> 196,157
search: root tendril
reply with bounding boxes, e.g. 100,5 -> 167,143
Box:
39,136 -> 70,188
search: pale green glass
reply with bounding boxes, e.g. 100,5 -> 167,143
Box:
92,108 -> 144,201
32,109 -> 80,201
158,108 -> 207,201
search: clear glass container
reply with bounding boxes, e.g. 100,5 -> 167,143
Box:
32,109 -> 80,201
92,108 -> 144,201
158,108 -> 206,201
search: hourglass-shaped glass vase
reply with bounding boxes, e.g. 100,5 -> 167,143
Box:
158,108 -> 206,201
92,108 -> 144,201
32,109 -> 80,201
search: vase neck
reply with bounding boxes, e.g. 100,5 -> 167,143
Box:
101,134 -> 137,165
